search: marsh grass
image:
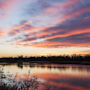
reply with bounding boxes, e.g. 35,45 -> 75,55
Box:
0,68 -> 39,90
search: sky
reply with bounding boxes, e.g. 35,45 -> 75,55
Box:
0,0 -> 90,57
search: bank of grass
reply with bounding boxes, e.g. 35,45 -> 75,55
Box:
0,69 -> 39,90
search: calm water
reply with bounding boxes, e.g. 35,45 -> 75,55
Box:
0,63 -> 90,90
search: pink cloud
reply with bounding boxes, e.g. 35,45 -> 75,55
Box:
0,0 -> 20,21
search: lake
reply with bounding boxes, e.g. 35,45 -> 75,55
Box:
0,63 -> 90,90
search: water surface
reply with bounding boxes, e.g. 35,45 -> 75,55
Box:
0,63 -> 90,90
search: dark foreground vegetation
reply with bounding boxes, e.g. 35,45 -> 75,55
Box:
0,69 -> 53,90
0,55 -> 90,65
0,68 -> 40,90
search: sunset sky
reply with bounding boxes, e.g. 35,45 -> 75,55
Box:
0,0 -> 90,57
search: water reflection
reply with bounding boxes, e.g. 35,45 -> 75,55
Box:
0,63 -> 90,90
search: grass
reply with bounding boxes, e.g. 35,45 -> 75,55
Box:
0,69 -> 39,90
